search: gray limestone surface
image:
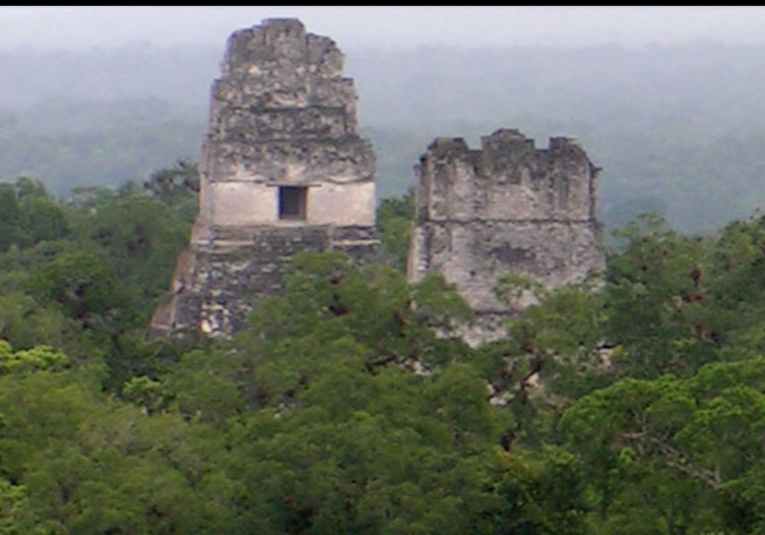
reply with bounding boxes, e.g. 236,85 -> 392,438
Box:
407,129 -> 605,345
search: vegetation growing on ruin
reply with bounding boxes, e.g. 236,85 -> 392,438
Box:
0,169 -> 764,533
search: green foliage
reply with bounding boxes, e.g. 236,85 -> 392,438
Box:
223,354 -> 552,534
25,252 -> 130,325
0,178 -> 70,253
411,271 -> 475,334
241,251 -> 473,392
166,347 -> 245,427
76,189 -> 191,315
0,341 -> 69,374
376,188 -> 415,272
559,358 -> 765,533
122,375 -> 165,414
0,341 -> 243,533
493,273 -> 548,310
0,184 -> 27,252
604,213 -> 721,378
493,447 -> 589,534
142,158 -> 200,223
6,158 -> 765,533
0,169 -> 193,391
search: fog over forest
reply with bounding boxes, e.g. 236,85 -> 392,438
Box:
3,7 -> 765,233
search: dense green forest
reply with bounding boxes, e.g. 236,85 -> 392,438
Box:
2,162 -> 765,533
4,41 -> 765,232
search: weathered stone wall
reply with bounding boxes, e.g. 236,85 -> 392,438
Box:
204,181 -> 376,228
408,129 -> 604,345
153,226 -> 378,335
151,18 -> 380,337
197,18 -> 376,230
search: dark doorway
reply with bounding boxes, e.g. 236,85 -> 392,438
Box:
278,186 -> 307,220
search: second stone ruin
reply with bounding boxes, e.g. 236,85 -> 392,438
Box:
407,129 -> 605,344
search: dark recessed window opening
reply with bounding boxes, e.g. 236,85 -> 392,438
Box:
278,186 -> 307,220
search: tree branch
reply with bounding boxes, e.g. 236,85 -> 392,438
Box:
621,431 -> 722,490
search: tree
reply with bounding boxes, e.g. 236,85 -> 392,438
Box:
604,213 -> 720,379
0,184 -> 28,252
0,341 -> 243,533
560,357 -> 765,533
24,251 -> 131,329
376,188 -> 414,272
142,158 -> 200,222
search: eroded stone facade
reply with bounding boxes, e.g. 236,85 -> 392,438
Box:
407,129 -> 605,345
151,18 -> 380,336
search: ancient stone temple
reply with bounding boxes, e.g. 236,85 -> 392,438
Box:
151,18 -> 379,337
407,129 -> 605,345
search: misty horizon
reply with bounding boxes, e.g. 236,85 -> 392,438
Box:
3,6 -> 765,52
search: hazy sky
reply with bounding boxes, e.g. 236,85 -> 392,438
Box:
3,6 -> 765,51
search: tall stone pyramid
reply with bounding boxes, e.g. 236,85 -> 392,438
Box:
151,18 -> 379,337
